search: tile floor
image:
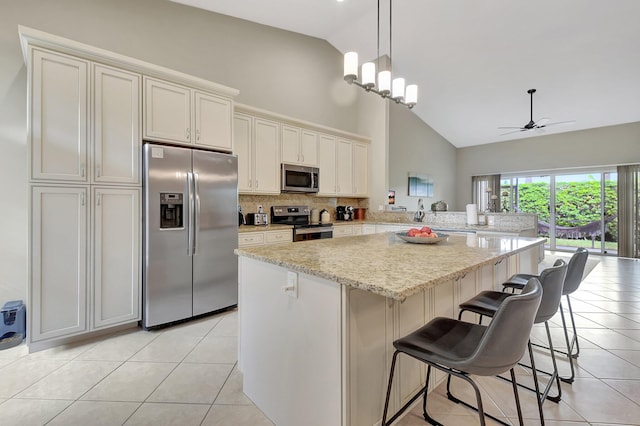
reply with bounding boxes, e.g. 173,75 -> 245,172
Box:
0,252 -> 638,425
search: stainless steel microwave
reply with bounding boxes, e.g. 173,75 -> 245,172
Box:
281,164 -> 319,193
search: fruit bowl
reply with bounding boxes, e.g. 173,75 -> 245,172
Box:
395,232 -> 449,244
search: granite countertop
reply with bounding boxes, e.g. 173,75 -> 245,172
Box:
238,224 -> 293,233
329,220 -> 533,233
236,233 -> 545,301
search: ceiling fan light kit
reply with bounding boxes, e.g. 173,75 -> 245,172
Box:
343,0 -> 418,108
498,88 -> 575,136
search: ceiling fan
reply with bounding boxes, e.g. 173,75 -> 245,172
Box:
498,88 -> 575,136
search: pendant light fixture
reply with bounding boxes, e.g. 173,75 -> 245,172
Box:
343,0 -> 418,108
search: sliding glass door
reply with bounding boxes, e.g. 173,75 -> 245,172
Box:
501,169 -> 617,255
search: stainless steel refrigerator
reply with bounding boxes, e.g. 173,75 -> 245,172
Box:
143,143 -> 238,329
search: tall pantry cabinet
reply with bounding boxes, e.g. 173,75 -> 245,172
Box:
27,47 -> 141,347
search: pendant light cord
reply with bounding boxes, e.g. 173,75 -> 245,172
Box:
389,0 -> 392,71
377,0 -> 380,72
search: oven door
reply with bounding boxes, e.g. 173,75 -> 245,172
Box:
293,226 -> 333,242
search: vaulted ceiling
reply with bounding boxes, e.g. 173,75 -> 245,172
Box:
171,0 -> 640,147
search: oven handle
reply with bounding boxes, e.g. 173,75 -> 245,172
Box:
294,227 -> 334,235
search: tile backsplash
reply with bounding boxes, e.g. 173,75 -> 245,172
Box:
239,194 -> 369,221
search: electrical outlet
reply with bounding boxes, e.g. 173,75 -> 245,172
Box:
282,271 -> 298,298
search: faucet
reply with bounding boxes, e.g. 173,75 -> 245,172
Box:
413,198 -> 425,222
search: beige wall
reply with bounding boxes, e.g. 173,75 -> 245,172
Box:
454,122 -> 640,209
388,103 -> 457,211
0,0 -> 365,303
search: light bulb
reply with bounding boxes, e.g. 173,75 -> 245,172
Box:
378,70 -> 391,96
362,62 -> 376,88
344,52 -> 358,82
405,84 -> 418,106
392,77 -> 405,100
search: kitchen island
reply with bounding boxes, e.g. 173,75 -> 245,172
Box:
236,232 -> 545,426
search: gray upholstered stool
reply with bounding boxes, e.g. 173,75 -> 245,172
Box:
503,248 -> 589,383
458,259 -> 567,425
381,278 -> 543,426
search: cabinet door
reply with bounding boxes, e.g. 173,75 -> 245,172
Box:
253,118 -> 280,193
144,78 -> 191,144
31,186 -> 88,342
336,138 -> 353,195
353,142 -> 368,197
300,130 -> 318,166
93,65 -> 141,185
318,134 -> 337,195
194,91 -> 233,151
93,187 -> 141,329
31,49 -> 88,182
234,114 -> 253,192
281,125 -> 300,164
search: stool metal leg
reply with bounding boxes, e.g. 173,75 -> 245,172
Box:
382,351 -> 429,426
558,300 -> 577,383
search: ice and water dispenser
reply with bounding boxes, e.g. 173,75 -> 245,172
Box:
160,193 -> 183,229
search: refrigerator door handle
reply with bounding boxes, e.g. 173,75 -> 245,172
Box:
193,172 -> 200,255
187,172 -> 194,257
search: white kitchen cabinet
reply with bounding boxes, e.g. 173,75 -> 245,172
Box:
193,91 -> 233,151
92,187 -> 141,329
318,134 -> 337,195
234,113 -> 280,194
31,49 -> 88,183
336,139 -> 353,195
144,77 -> 233,152
238,229 -> 292,247
281,125 -> 317,166
362,224 -> 376,235
93,64 -> 141,185
352,142 -> 368,197
333,225 -> 354,238
144,77 -> 191,144
31,186 -> 89,342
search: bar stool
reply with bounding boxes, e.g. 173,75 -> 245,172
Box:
503,248 -> 589,383
381,278 -> 543,426
457,259 -> 567,425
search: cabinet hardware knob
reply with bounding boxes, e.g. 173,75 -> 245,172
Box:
97,192 -> 101,206
186,128 -> 190,140
96,165 -> 101,178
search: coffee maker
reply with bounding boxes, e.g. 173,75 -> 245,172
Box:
336,206 -> 353,221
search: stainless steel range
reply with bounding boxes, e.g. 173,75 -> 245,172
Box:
270,205 -> 333,242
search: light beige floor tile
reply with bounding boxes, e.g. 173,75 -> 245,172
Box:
602,379 -> 640,406
215,365 -> 254,405
0,358 -> 67,398
579,329 -> 640,351
561,377 -> 640,424
183,335 -> 238,364
574,348 -> 640,379
201,404 -> 274,426
609,349 -> 640,367
0,342 -> 29,359
581,300 -> 640,313
160,314 -> 223,339
398,411 -> 484,425
0,398 -> 72,426
76,329 -> 159,361
129,333 -> 203,362
81,361 -> 176,402
124,402 -> 210,426
16,360 -> 121,399
209,311 -> 238,337
48,400 -> 140,426
147,362 -> 233,404
578,312 -> 640,329
26,339 -> 98,360
609,328 -> 640,343
564,300 -> 608,313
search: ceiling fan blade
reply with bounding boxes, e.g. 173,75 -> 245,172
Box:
497,126 -> 524,130
535,117 -> 551,126
499,129 -> 528,136
539,120 -> 576,129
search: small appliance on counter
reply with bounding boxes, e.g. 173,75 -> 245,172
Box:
238,206 -> 246,226
431,201 -> 448,212
320,209 -> 331,223
353,208 -> 367,220
336,205 -> 353,221
310,208 -> 320,224
246,213 -> 268,225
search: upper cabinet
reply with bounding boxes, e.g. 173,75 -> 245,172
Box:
144,77 -> 233,152
93,64 -> 141,185
317,135 -> 368,198
31,49 -> 89,183
234,113 -> 280,194
281,125 -> 317,166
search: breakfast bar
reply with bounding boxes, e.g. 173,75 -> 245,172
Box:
236,233 -> 545,426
